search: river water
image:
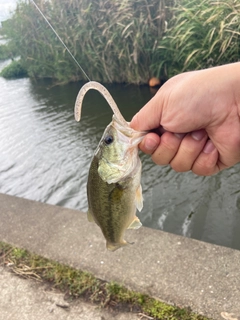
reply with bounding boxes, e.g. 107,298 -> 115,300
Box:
1,60 -> 240,250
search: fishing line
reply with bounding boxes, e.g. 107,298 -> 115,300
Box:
30,0 -> 91,82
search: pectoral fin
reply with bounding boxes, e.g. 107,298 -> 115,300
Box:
134,184 -> 143,211
127,216 -> 142,229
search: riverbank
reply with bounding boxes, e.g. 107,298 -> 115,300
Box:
1,0 -> 239,84
0,193 -> 239,319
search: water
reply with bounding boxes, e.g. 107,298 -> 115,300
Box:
0,0 -> 17,23
1,60 -> 240,250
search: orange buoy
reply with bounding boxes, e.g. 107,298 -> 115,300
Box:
149,77 -> 161,87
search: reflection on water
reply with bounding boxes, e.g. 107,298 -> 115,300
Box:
1,61 -> 240,250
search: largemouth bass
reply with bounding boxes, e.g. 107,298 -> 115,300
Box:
74,82 -> 146,251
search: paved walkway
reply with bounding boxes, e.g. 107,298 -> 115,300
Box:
0,266 -> 139,320
0,193 -> 240,319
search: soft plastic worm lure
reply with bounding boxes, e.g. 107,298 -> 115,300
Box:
74,81 -> 128,126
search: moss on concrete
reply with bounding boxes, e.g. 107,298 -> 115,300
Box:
0,242 -> 212,320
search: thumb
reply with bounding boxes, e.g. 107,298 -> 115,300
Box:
130,93 -> 163,131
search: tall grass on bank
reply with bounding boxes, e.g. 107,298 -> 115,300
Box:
1,0 -> 174,84
157,0 -> 240,77
2,0 -> 239,83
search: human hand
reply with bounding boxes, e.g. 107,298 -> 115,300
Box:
130,63 -> 240,176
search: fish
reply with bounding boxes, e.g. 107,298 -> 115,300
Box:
74,81 -> 146,251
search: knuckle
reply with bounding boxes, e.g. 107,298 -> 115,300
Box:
192,154 -> 219,176
192,166 -> 216,176
160,135 -> 179,153
180,144 -> 199,157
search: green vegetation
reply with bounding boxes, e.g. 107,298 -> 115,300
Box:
0,60 -> 28,78
158,0 -> 240,77
0,241 -> 211,320
0,44 -> 11,60
0,0 -> 239,83
0,0 -> 174,84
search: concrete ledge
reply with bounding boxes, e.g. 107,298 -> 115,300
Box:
0,193 -> 239,319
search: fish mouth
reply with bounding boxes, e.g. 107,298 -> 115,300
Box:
112,115 -> 147,146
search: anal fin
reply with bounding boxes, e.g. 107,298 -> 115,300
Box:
127,216 -> 142,230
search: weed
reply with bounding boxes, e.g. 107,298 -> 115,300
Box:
0,241 -> 212,320
0,60 -> 28,79
0,0 -> 173,84
157,0 -> 240,77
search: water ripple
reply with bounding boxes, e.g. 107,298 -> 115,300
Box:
0,74 -> 240,249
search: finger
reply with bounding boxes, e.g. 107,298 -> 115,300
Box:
130,93 -> 162,131
170,130 -> 208,172
150,131 -> 185,165
138,132 -> 161,155
191,140 -> 220,175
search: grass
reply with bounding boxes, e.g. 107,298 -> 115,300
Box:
1,0 -> 238,83
0,44 -> 12,60
0,241 -> 212,320
0,60 -> 28,78
0,0 -> 174,84
156,0 -> 240,77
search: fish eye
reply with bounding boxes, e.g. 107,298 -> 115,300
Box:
104,135 -> 114,145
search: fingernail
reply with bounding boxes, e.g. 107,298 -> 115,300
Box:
203,140 -> 216,154
145,137 -> 158,151
191,129 -> 206,141
174,133 -> 185,139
